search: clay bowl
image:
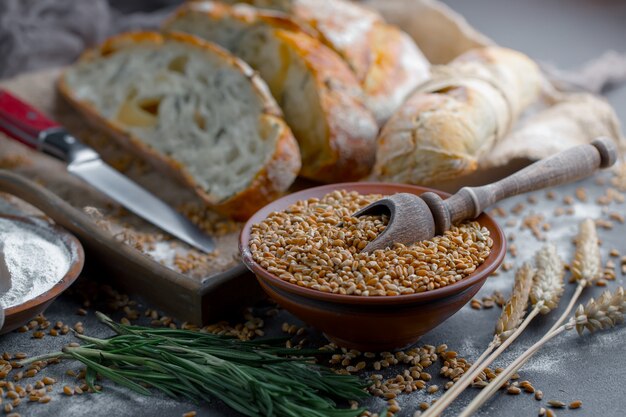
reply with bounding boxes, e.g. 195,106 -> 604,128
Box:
1,215 -> 84,334
240,183 -> 506,351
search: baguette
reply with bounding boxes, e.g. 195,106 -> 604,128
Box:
373,46 -> 542,185
216,0 -> 431,124
165,1 -> 379,182
58,31 -> 300,220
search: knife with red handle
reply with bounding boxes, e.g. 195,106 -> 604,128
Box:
0,89 -> 215,253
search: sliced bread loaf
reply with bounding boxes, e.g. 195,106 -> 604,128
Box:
58,31 -> 300,220
165,2 -> 379,182
215,0 -> 431,124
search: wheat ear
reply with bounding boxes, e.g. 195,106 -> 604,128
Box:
495,262 -> 534,340
459,222 -> 601,417
422,246 -> 565,417
459,287 -> 626,417
547,218 -> 602,335
420,263 -> 535,417
575,286 -> 626,334
530,244 -> 565,314
571,218 -> 602,286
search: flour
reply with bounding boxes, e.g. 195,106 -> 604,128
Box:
0,218 -> 71,308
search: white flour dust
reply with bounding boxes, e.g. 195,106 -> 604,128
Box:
0,218 -> 71,308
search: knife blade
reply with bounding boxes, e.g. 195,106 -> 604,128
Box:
0,90 -> 215,253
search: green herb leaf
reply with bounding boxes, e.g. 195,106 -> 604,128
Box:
58,313 -> 368,417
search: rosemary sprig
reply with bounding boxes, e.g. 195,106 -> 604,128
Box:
23,312 -> 368,417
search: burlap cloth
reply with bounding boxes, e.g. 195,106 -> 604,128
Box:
0,0 -> 178,79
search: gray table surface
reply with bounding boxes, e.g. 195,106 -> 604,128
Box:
2,1 -> 626,416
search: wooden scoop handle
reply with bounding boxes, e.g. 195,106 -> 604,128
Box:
421,137 -> 618,234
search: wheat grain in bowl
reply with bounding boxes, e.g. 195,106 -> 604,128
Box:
249,190 -> 493,296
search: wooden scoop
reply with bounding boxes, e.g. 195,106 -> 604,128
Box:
356,137 -> 618,252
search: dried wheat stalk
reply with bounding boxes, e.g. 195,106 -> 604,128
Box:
421,260 -> 542,417
571,218 -> 602,286
460,287 -> 626,417
547,219 -> 603,335
574,286 -> 626,334
431,221 -> 601,417
495,262 -> 534,340
530,244 -> 565,314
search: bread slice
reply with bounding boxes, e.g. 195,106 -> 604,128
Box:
214,0 -> 431,124
165,2 -> 378,182
58,31 -> 300,220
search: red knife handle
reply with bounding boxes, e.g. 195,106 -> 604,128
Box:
0,89 -> 61,149
0,89 -> 99,164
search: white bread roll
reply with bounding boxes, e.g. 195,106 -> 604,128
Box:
373,46 -> 542,185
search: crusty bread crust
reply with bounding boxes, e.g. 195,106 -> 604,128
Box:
374,90 -> 483,185
212,0 -> 430,125
287,0 -> 430,125
450,46 -> 542,120
275,29 -> 377,182
166,2 -> 378,182
166,1 -> 314,36
58,31 -> 300,220
373,46 -> 541,186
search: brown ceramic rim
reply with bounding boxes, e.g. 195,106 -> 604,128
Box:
1,215 -> 85,315
240,182 -> 507,306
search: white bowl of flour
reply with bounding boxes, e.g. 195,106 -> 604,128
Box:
0,216 -> 84,333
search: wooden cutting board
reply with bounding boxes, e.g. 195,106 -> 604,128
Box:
0,68 -> 263,324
